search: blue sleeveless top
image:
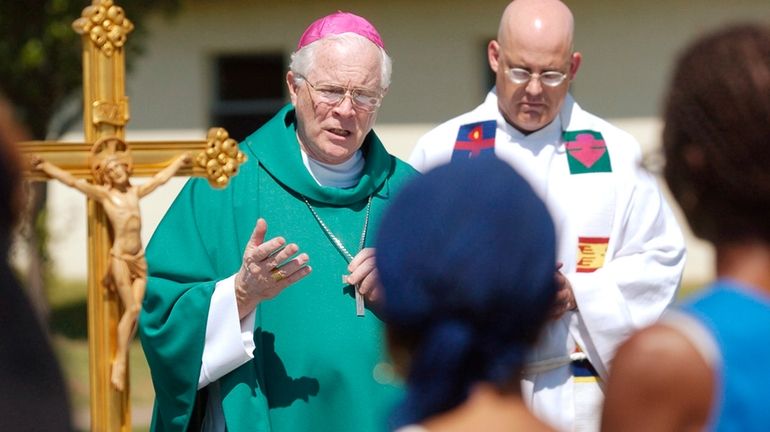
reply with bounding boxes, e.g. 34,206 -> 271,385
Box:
680,279 -> 770,431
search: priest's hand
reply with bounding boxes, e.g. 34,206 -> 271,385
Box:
550,262 -> 576,320
345,248 -> 381,306
235,218 -> 311,319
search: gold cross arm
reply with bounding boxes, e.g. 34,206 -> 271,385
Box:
21,128 -> 246,188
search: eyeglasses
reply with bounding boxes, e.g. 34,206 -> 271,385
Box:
299,75 -> 383,112
505,67 -> 568,87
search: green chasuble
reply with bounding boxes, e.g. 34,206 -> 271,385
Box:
139,104 -> 417,432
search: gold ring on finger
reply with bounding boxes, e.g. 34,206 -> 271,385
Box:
270,268 -> 286,282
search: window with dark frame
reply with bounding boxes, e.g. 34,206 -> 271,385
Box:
212,53 -> 286,142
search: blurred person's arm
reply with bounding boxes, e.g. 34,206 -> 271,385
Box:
601,324 -> 713,431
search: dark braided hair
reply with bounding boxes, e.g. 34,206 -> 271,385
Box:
663,23 -> 770,244
376,157 -> 557,428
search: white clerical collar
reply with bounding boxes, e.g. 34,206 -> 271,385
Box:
487,87 -> 563,144
505,112 -> 563,142
301,149 -> 365,188
498,111 -> 562,153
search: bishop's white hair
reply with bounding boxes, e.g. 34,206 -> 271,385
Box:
289,32 -> 392,90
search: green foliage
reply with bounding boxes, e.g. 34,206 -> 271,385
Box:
0,0 -> 182,139
49,280 -> 87,338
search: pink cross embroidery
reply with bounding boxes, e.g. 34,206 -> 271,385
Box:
566,133 -> 607,169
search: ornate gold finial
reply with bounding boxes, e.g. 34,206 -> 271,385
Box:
72,0 -> 134,57
196,128 -> 247,188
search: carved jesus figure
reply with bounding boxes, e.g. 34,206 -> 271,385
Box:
32,149 -> 191,391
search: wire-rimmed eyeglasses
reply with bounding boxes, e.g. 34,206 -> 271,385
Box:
298,75 -> 383,112
505,67 -> 569,87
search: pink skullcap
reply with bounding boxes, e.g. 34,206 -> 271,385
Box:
297,11 -> 385,50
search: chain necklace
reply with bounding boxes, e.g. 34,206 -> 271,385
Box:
302,194 -> 372,316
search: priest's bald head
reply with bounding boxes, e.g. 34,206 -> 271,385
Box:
488,0 -> 582,134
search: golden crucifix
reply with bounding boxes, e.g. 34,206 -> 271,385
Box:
20,1 -> 245,430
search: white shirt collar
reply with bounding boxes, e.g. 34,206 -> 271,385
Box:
301,149 -> 365,188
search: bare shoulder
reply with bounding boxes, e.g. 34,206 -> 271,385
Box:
602,324 -> 714,432
618,324 -> 705,370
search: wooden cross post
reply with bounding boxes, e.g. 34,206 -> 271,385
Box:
20,1 -> 245,430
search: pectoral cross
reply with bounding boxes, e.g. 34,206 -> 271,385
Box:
19,1 -> 246,431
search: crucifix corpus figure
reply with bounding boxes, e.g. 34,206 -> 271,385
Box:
32,136 -> 191,391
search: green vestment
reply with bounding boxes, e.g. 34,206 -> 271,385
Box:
139,105 -> 417,431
